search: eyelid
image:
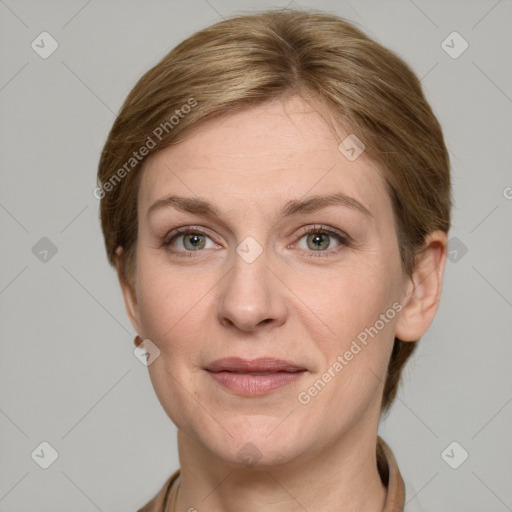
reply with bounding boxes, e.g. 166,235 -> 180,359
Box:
293,224 -> 350,242
163,225 -> 218,245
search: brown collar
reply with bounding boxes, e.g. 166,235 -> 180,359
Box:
377,435 -> 406,511
137,436 -> 405,512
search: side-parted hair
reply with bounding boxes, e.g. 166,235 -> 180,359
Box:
97,8 -> 451,413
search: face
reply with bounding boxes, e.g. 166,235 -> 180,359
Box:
124,95 -> 411,467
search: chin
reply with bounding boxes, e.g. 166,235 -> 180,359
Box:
219,440 -> 302,469
196,418 -> 312,469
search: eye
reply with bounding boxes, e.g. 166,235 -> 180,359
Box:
162,224 -> 351,259
164,227 -> 218,256
294,225 -> 350,258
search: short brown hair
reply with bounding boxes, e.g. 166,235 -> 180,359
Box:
97,8 -> 451,413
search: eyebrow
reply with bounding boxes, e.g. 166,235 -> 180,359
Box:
146,192 -> 373,221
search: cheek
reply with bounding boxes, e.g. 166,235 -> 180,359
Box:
306,257 -> 399,340
301,258 -> 401,399
134,251 -> 222,365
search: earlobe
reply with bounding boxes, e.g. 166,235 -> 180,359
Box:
115,246 -> 141,334
395,230 -> 448,342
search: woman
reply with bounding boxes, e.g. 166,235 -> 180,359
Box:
97,8 -> 451,511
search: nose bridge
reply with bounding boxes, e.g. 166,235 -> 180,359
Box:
217,239 -> 286,331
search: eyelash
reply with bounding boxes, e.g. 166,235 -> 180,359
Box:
162,225 -> 351,259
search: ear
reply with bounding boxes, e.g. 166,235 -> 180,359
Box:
395,230 -> 448,342
115,246 -> 142,335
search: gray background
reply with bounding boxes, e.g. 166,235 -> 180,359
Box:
1,0 -> 511,510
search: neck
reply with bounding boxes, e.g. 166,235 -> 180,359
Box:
173,420 -> 387,512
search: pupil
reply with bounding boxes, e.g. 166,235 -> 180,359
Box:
309,233 -> 328,250
184,234 -> 205,250
189,235 -> 201,246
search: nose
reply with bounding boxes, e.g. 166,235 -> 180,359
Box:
217,248 -> 288,333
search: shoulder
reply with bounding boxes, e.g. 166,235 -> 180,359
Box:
136,469 -> 180,512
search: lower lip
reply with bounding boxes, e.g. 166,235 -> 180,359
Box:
207,370 -> 306,396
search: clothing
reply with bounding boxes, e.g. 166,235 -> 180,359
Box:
137,435 -> 405,512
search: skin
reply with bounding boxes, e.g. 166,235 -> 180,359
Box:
117,95 -> 448,512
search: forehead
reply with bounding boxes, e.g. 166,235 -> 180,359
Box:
138,96 -> 391,220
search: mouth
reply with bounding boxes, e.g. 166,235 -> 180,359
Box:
205,356 -> 306,373
205,357 -> 307,396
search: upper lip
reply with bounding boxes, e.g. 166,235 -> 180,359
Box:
205,357 -> 306,373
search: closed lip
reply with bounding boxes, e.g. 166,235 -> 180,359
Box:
205,357 -> 306,373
